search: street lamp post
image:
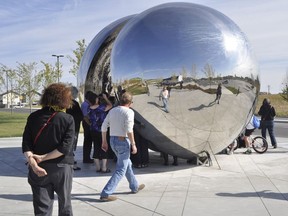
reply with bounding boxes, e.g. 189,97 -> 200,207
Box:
52,54 -> 64,83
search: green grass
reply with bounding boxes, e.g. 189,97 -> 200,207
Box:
0,93 -> 287,138
256,94 -> 288,117
0,112 -> 29,137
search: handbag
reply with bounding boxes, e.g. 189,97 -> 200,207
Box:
252,115 -> 260,129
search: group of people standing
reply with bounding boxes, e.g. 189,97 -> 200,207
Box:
81,91 -> 113,173
22,83 -> 144,215
228,98 -> 278,155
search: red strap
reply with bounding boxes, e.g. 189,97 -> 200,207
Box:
34,112 -> 57,145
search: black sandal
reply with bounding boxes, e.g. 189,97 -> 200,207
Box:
96,169 -> 102,172
101,168 -> 111,173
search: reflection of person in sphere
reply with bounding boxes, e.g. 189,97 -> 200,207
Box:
178,74 -> 183,89
159,86 -> 169,113
215,83 -> 222,104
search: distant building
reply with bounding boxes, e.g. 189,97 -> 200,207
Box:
0,90 -> 42,108
21,90 -> 42,105
0,91 -> 21,108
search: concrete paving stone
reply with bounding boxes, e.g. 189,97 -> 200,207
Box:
0,134 -> 288,215
184,197 -> 270,216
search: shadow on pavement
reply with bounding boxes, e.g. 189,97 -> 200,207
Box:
216,190 -> 288,201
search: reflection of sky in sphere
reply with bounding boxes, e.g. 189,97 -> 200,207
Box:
78,15 -> 134,87
111,2 -> 257,82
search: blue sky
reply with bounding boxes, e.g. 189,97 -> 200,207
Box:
0,0 -> 287,93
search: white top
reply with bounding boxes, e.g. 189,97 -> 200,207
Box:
246,116 -> 255,130
161,89 -> 169,99
101,106 -> 134,137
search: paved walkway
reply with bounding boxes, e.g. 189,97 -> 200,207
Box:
0,135 -> 287,216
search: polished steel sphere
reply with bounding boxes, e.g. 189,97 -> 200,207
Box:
78,2 -> 259,158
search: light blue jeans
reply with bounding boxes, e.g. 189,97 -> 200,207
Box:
100,136 -> 139,197
162,98 -> 169,112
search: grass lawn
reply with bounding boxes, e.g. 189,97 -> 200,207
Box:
0,112 -> 29,137
256,94 -> 288,117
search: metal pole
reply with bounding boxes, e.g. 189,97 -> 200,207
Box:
52,54 -> 64,83
6,70 -> 8,100
57,56 -> 60,83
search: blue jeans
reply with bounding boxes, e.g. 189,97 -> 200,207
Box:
162,98 -> 168,112
100,136 -> 139,197
261,120 -> 277,146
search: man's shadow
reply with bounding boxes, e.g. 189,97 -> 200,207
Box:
216,190 -> 288,201
147,101 -> 163,109
189,100 -> 216,111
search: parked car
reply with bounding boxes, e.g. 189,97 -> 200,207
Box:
13,103 -> 25,108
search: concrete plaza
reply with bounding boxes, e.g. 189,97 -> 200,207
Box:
0,134 -> 287,216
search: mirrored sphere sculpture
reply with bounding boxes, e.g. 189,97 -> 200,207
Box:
78,2 -> 259,158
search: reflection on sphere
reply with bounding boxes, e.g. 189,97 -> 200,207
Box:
78,2 -> 259,158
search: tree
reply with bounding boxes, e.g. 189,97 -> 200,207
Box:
39,61 -> 58,88
281,69 -> 288,101
191,64 -> 197,81
0,64 -> 18,110
202,63 -> 215,89
67,39 -> 87,77
0,64 -> 8,92
181,67 -> 187,78
16,62 -> 41,109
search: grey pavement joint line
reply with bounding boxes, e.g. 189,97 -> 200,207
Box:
118,198 -> 165,216
72,196 -> 114,216
152,174 -> 173,216
181,169 -> 195,216
249,156 -> 288,201
235,155 -> 272,215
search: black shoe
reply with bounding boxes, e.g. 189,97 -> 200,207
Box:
101,168 -> 111,173
172,162 -> 178,166
83,159 -> 94,164
133,164 -> 142,168
273,145 -> 277,149
73,166 -> 81,171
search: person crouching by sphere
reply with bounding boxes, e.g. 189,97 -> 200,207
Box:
22,83 -> 75,216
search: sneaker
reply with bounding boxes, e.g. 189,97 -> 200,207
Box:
243,149 -> 252,154
132,184 -> 145,193
100,196 -> 117,202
